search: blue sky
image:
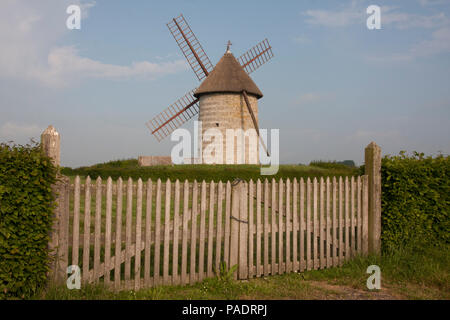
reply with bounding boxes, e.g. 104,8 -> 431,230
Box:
1,0 -> 449,167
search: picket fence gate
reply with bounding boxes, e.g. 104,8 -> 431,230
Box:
51,174 -> 373,291
43,124 -> 381,290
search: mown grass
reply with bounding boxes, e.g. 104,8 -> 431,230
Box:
37,242 -> 449,300
301,242 -> 450,299
61,159 -> 358,183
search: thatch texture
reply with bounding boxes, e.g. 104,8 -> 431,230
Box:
194,52 -> 263,99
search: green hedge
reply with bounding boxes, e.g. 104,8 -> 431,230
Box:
0,142 -> 57,299
381,152 -> 449,250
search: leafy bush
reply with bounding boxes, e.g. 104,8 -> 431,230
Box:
0,142 -> 57,299
381,151 -> 449,250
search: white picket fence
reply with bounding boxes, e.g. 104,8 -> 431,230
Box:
56,175 -> 370,291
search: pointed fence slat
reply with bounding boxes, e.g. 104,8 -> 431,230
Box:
345,177 -> 350,261
198,181 -> 207,281
114,178 -> 123,290
247,180 -> 256,278
181,180 -> 189,285
299,178 -> 305,272
362,176 -> 369,255
350,177 -> 356,257
223,181 -> 231,269
172,180 -> 180,285
93,177 -> 102,283
215,181 -> 224,275
313,178 -> 319,270
239,182 -> 249,280
357,176 -> 362,254
339,177 -> 344,265
207,181 -> 215,278
190,181 -> 198,284
256,179 -> 262,277
125,178 -> 133,282
319,177 -> 325,269
134,179 -> 143,290
154,179 -> 162,286
292,178 -> 298,272
278,179 -> 284,274
82,176 -> 91,283
271,179 -> 277,275
326,177 -> 332,267
229,181 -> 240,280
286,179 -> 292,273
144,179 -> 153,287
306,178 -> 312,270
248,180 -> 254,278
332,177 -> 338,266
104,177 -> 113,286
72,176 -> 80,267
263,179 -> 269,276
163,179 -> 171,285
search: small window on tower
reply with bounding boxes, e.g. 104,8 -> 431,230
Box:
216,123 -> 219,127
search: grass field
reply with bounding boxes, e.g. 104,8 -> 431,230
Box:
61,159 -> 359,182
38,242 -> 449,300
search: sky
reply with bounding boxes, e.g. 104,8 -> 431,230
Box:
0,0 -> 449,167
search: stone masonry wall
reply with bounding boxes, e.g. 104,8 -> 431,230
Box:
138,156 -> 172,166
198,92 -> 259,164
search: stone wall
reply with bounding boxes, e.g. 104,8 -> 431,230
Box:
198,92 -> 259,164
138,156 -> 172,166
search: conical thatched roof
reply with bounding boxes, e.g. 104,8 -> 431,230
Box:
194,52 -> 263,99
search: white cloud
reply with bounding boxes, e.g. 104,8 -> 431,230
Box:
383,11 -> 448,29
31,46 -> 188,87
411,26 -> 450,56
0,122 -> 42,142
292,35 -> 310,44
303,3 -> 449,29
418,0 -> 450,6
367,26 -> 450,62
304,8 -> 362,27
0,0 -> 188,87
294,92 -> 333,106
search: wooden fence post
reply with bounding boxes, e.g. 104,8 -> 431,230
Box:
42,125 -> 69,284
365,142 -> 382,255
229,180 -> 241,279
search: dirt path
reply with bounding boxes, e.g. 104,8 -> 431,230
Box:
306,281 -> 403,300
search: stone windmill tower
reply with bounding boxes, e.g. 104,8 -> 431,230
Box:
147,15 -> 273,164
194,46 -> 263,164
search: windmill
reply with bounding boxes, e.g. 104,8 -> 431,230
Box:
146,14 -> 274,164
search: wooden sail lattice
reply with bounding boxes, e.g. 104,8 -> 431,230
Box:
167,14 -> 213,81
146,89 -> 199,141
239,39 -> 274,74
149,16 -> 274,142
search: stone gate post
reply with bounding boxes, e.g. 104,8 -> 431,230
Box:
41,125 -> 69,284
365,142 -> 382,255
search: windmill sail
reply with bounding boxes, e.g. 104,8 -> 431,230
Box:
167,14 -> 213,81
149,16 -> 274,142
238,39 -> 274,74
242,90 -> 270,156
146,89 -> 199,142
